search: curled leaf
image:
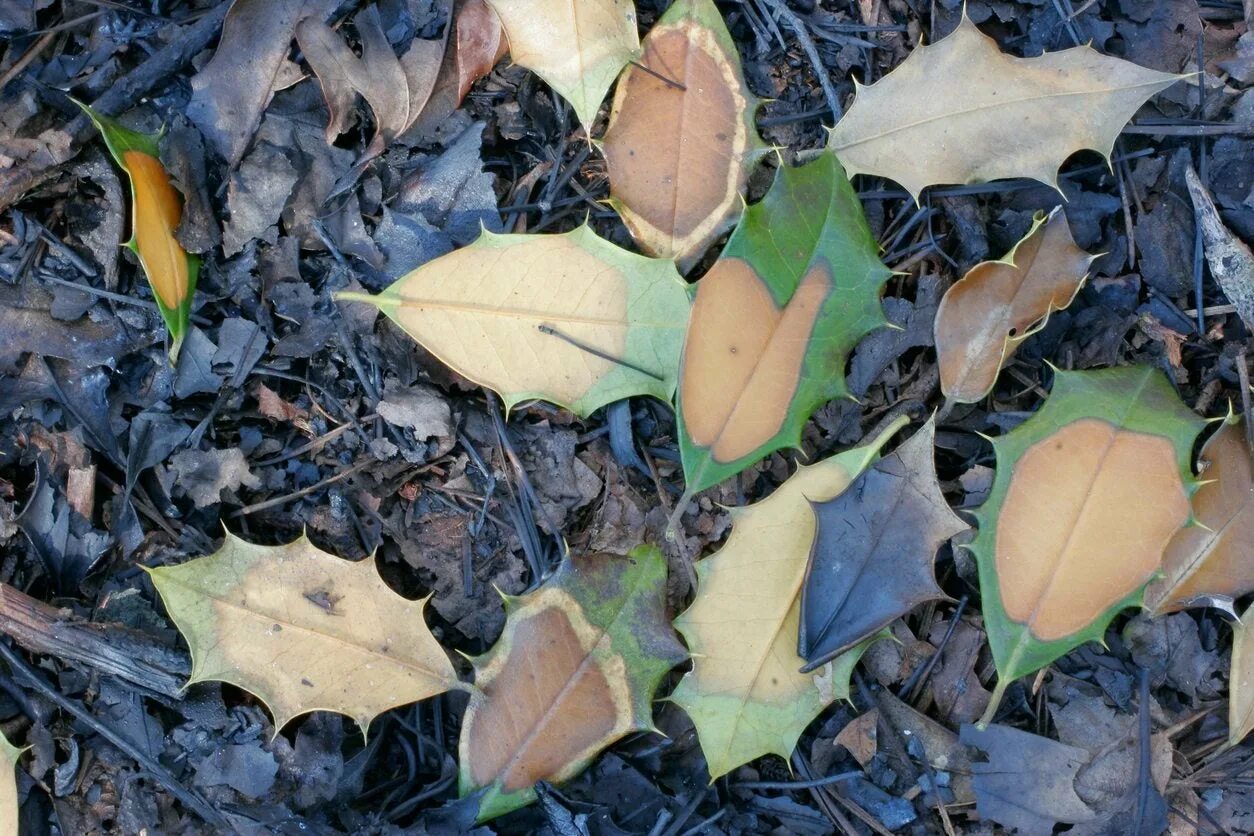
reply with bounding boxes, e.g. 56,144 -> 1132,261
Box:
1185,165 -> 1254,332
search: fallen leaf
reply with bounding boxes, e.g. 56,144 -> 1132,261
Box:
148,532 -> 463,734
459,546 -> 685,820
1,728 -> 25,834
969,367 -> 1206,720
77,104 -> 200,362
1146,418 -> 1254,614
338,225 -> 690,418
960,723 -> 1098,835
676,153 -> 889,496
168,447 -> 261,508
800,420 -> 968,670
935,207 -> 1095,403
827,14 -> 1183,200
601,0 -> 765,269
376,383 -> 454,444
1185,165 -> 1254,332
452,0 -> 508,103
670,418 -> 905,779
487,0 -> 640,130
833,710 -> 878,768
1231,601 -> 1254,747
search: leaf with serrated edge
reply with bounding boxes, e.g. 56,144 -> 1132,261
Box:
970,367 -> 1206,723
488,0 -> 639,131
459,546 -> 685,820
676,153 -> 890,496
338,225 -> 690,417
800,420 -> 969,671
1146,417 -> 1254,614
1,729 -> 26,836
671,418 -> 904,780
935,207 -> 1095,404
148,532 -> 463,735
827,14 -> 1183,200
1231,601 -> 1254,748
77,102 -> 200,363
601,0 -> 766,270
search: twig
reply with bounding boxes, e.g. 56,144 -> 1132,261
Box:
228,459 -> 374,517
759,0 -> 842,124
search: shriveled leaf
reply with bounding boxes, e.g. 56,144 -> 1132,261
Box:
1185,165 -> 1254,332
78,103 -> 199,362
935,207 -> 1094,403
1232,601 -> 1254,747
148,532 -> 462,734
670,418 -> 906,779
601,0 -> 765,270
459,546 -> 685,820
970,367 -> 1206,710
338,225 -> 690,417
1,729 -> 25,836
1146,419 -> 1254,614
488,0 -> 640,131
677,154 -> 890,496
453,0 -> 508,102
800,420 -> 968,670
827,14 -> 1183,200
960,723 -> 1097,835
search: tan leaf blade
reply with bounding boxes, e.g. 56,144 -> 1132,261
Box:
459,546 -> 685,820
935,207 -> 1095,403
1146,418 -> 1254,614
1185,165 -> 1254,333
488,0 -> 640,131
670,418 -> 905,779
1232,602 -> 1254,748
827,15 -> 1184,199
148,532 -> 462,734
601,0 -> 765,270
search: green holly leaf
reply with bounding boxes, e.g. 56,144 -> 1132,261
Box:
970,366 -> 1207,724
675,153 -> 889,497
459,546 -> 686,821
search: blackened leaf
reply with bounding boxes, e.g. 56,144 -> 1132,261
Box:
799,420 -> 967,671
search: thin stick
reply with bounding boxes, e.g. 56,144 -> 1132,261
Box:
537,324 -> 665,380
629,60 -> 687,91
759,0 -> 842,124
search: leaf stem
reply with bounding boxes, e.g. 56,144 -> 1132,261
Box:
978,676 -> 1009,728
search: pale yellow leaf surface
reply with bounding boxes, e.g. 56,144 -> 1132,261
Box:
0,729 -> 24,836
1232,602 -> 1254,748
149,532 -> 463,735
827,15 -> 1184,199
670,417 -> 905,779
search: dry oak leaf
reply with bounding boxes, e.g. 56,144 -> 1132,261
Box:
670,418 -> 906,779
1185,165 -> 1254,333
827,14 -> 1184,200
1231,600 -> 1254,747
969,366 -> 1206,724
799,419 -> 969,671
487,0 -> 640,131
0,729 -> 26,836
1145,418 -> 1254,614
459,546 -> 685,820
935,207 -> 1095,404
148,532 -> 463,734
601,0 -> 766,270
338,225 -> 690,418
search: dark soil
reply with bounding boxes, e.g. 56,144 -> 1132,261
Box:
1,0 -> 1253,833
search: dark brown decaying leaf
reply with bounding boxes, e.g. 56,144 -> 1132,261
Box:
798,420 -> 968,671
1185,165 -> 1254,332
453,0 -> 507,102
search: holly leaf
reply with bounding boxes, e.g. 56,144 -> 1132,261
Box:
338,225 -> 690,417
1231,601 -> 1254,748
78,102 -> 199,362
670,418 -> 906,779
969,367 -> 1206,718
827,14 -> 1183,200
487,0 -> 639,131
1146,418 -> 1254,614
799,419 -> 968,671
148,532 -> 463,735
1,729 -> 26,836
459,546 -> 685,820
935,207 -> 1095,404
601,0 -> 766,270
676,153 -> 890,496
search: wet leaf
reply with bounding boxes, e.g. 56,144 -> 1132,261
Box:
827,14 -> 1183,200
338,225 -> 690,417
1,728 -> 25,836
1185,165 -> 1254,332
935,207 -> 1095,404
601,0 -> 765,270
670,418 -> 905,779
1146,419 -> 1254,614
77,103 -> 200,363
1231,601 -> 1254,747
676,154 -> 889,496
148,532 -> 463,735
800,420 -> 968,670
970,367 -> 1205,717
452,0 -> 508,103
487,0 -> 640,131
459,546 -> 685,820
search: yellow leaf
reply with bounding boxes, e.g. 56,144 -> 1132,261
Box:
1232,602 -> 1254,748
0,729 -> 24,836
124,150 -> 191,311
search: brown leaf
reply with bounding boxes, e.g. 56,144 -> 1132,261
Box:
1185,165 -> 1254,332
935,207 -> 1094,403
833,710 -> 878,768
453,0 -> 508,102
